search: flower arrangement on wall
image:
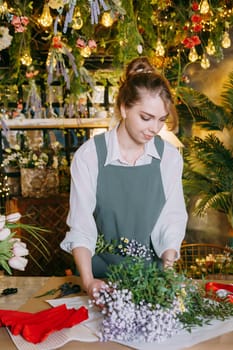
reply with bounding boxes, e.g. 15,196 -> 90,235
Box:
2,134 -> 69,197
2,140 -> 63,169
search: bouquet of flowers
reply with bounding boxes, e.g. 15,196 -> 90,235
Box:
91,236 -> 233,343
0,211 -> 49,275
2,139 -> 64,170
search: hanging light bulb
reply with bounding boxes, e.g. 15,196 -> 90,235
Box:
137,44 -> 143,54
46,51 -> 56,69
200,53 -> 210,69
101,12 -> 114,27
155,38 -> 165,57
0,1 -> 8,15
38,3 -> 53,27
200,0 -> 210,14
80,46 -> 92,58
206,39 -> 216,55
72,9 -> 83,30
222,31 -> 231,49
188,47 -> 198,62
20,50 -> 32,66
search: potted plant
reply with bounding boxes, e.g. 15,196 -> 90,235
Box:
177,72 -> 233,237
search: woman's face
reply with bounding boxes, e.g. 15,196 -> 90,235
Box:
120,91 -> 168,145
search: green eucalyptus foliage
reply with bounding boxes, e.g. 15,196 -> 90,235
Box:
106,256 -> 233,330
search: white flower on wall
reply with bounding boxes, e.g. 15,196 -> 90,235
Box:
0,27 -> 12,51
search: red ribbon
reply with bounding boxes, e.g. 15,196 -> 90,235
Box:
205,282 -> 233,303
0,304 -> 88,343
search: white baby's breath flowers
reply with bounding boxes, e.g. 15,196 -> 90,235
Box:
90,283 -> 183,343
117,237 -> 155,260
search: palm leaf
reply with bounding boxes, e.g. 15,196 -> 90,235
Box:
183,135 -> 233,221
181,72 -> 233,227
177,86 -> 228,130
193,192 -> 232,217
221,71 -> 233,127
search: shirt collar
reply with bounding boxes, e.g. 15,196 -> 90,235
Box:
104,125 -> 161,166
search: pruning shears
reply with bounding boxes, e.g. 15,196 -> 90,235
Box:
34,282 -> 81,298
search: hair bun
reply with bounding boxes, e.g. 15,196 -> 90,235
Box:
125,57 -> 155,79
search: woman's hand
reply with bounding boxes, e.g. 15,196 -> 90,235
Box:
162,249 -> 177,269
84,278 -> 107,300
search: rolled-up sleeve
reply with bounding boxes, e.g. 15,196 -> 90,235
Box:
60,139 -> 98,256
151,143 -> 188,259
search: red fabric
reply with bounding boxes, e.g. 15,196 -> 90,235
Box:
205,282 -> 233,303
0,304 -> 88,344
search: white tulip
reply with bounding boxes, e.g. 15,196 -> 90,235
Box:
0,215 -> 6,230
0,227 -> 11,241
6,212 -> 21,223
12,241 -> 29,257
8,256 -> 28,271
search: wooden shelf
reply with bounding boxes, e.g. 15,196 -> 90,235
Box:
1,117 -> 111,130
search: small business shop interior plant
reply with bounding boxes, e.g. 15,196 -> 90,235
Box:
178,71 -> 233,240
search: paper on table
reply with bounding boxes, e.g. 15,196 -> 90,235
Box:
7,296 -> 101,350
8,296 -> 233,350
118,317 -> 233,350
48,297 -> 233,350
8,324 -> 98,350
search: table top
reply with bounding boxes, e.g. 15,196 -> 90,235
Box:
0,275 -> 233,350
0,275 -> 128,350
0,275 -> 50,310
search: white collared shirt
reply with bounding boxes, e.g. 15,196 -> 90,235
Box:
60,126 -> 188,260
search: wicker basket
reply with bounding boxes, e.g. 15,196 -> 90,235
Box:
20,168 -> 59,198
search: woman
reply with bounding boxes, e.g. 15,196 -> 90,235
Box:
61,57 -> 188,298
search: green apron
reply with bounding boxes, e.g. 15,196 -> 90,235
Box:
92,133 -> 166,277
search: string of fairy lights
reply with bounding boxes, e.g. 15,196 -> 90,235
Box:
0,0 -> 233,210
0,164 -> 10,214
0,0 -> 232,74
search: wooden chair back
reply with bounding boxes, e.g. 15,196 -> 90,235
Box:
176,243 -> 233,279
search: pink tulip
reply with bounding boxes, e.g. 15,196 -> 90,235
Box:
88,39 -> 97,49
76,38 -> 86,48
20,16 -> 29,26
0,227 -> 11,241
11,15 -> 21,26
8,256 -> 28,271
14,24 -> 26,32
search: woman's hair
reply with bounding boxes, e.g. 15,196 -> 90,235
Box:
115,57 -> 178,131
125,56 -> 155,76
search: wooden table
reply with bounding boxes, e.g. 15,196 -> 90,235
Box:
0,275 -> 233,349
